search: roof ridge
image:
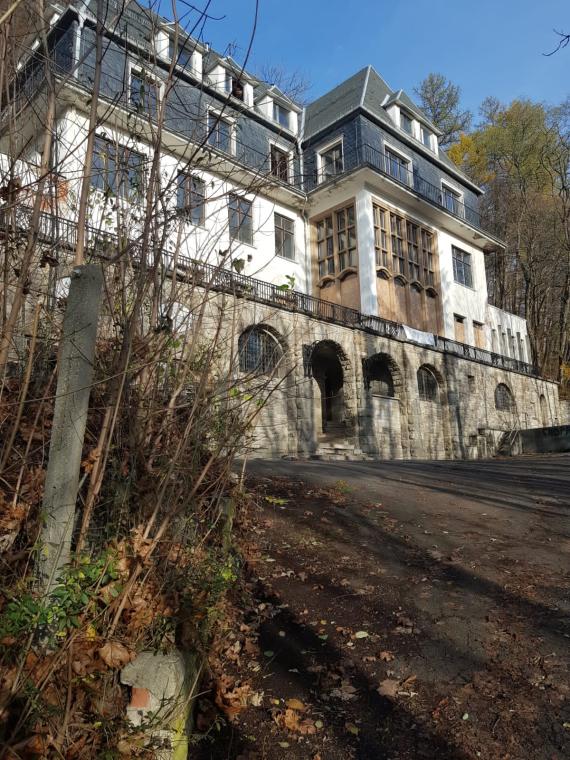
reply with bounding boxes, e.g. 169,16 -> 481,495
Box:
359,65 -> 372,108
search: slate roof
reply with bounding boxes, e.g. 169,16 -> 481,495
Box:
303,65 -> 480,194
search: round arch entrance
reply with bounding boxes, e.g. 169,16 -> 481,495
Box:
311,341 -> 346,434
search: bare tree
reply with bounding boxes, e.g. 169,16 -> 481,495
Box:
414,72 -> 472,148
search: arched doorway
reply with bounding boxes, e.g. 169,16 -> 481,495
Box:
311,341 -> 346,433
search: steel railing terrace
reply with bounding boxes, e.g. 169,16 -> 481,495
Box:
310,143 -> 483,231
4,46 -> 491,236
0,204 -> 538,378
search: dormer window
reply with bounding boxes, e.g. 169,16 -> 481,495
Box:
420,126 -> 432,149
273,102 -> 290,129
224,72 -> 244,101
169,38 -> 191,68
400,111 -> 413,135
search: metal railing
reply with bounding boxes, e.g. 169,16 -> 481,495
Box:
0,204 -> 538,377
310,143 -> 484,232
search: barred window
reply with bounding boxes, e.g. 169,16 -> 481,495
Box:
495,383 -> 515,411
417,365 -> 439,401
238,327 -> 282,374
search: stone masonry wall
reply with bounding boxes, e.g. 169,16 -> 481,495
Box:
199,292 -> 561,461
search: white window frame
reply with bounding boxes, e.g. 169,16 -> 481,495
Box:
420,125 -> 434,151
269,140 -> 292,183
128,62 -> 164,115
383,141 -> 412,186
206,107 -> 236,156
316,138 -> 344,184
399,109 -> 414,136
274,211 -> 295,260
272,101 -> 291,130
441,180 -> 464,215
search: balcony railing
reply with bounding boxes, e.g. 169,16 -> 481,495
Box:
0,204 -> 538,377
310,143 -> 485,233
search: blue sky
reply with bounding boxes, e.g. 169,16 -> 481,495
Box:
158,0 -> 568,113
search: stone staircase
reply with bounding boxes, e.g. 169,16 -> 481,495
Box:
311,424 -> 371,461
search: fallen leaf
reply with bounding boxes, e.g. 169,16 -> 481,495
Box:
98,641 -> 134,669
345,722 -> 360,735
285,698 -> 306,711
354,630 -> 369,639
379,651 -> 394,662
377,679 -> 399,697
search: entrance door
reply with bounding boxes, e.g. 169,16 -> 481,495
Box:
311,342 -> 344,433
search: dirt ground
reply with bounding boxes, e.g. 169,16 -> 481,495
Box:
194,455 -> 570,760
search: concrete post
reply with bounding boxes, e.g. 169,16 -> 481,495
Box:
39,264 -> 103,591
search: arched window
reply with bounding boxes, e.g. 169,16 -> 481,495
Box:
367,355 -> 395,397
495,383 -> 515,411
417,365 -> 439,401
238,327 -> 282,374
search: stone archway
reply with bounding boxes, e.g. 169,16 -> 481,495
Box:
310,340 -> 349,435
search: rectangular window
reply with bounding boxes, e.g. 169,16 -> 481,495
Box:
421,126 -> 432,148
130,70 -> 160,117
454,314 -> 466,343
473,321 -> 485,349
386,148 -> 410,185
421,229 -> 435,285
228,193 -> 253,245
374,206 -> 436,287
273,102 -> 290,129
91,136 -> 145,201
442,184 -> 461,215
270,145 -> 289,182
320,143 -> 343,182
177,173 -> 206,226
373,204 -> 389,268
406,221 -> 420,281
169,39 -> 191,68
274,213 -> 294,260
336,204 -> 356,271
400,111 -> 413,135
390,213 -> 406,275
208,113 -> 232,153
452,246 -> 473,287
316,203 -> 356,277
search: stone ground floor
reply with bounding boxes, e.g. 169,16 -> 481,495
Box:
208,294 -> 562,461
195,455 -> 570,759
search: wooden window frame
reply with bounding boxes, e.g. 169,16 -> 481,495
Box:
373,202 -> 437,289
314,202 -> 357,279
